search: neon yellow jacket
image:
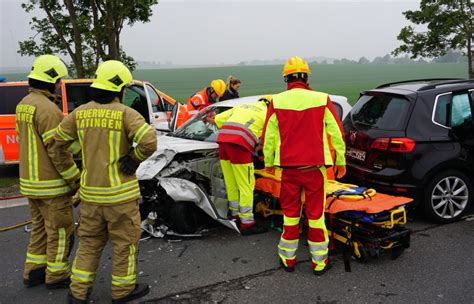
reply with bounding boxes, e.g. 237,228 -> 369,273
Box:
215,101 -> 267,152
263,88 -> 345,167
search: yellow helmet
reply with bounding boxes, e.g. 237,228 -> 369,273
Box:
282,56 -> 311,77
91,60 -> 132,92
210,79 -> 226,97
258,95 -> 272,106
28,54 -> 68,84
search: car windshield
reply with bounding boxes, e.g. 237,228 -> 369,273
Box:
172,106 -> 232,141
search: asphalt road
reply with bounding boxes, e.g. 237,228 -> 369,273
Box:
1,203 -> 473,304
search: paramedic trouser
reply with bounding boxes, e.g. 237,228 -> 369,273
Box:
70,200 -> 141,300
278,166 -> 329,271
219,143 -> 255,227
24,196 -> 74,283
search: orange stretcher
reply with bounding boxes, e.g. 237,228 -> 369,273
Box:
254,167 -> 412,263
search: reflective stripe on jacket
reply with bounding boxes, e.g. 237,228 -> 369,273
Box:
186,88 -> 210,112
50,98 -> 157,204
215,101 -> 267,152
263,87 -> 346,167
16,89 -> 76,198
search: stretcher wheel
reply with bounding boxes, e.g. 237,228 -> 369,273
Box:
354,245 -> 370,263
390,246 -> 405,260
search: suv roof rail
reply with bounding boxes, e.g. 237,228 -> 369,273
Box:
418,79 -> 474,91
375,78 -> 465,89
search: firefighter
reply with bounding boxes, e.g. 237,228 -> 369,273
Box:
214,97 -> 270,235
186,79 -> 226,115
262,56 -> 346,275
50,60 -> 157,303
16,54 -> 77,290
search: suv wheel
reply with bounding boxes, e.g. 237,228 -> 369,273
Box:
423,170 -> 472,223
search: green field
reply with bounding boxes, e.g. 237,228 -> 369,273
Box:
5,63 -> 468,105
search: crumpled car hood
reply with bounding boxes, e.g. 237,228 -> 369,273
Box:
136,135 -> 218,180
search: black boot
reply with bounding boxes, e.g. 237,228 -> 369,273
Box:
240,223 -> 268,236
314,262 -> 333,276
67,290 -> 88,304
279,259 -> 295,273
23,267 -> 46,287
112,284 -> 150,303
46,277 -> 71,289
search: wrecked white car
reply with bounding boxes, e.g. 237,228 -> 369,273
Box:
136,95 -> 352,237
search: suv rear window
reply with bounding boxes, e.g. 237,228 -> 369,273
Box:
351,94 -> 410,131
0,85 -> 29,114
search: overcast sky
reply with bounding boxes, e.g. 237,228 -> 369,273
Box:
1,0 -> 421,68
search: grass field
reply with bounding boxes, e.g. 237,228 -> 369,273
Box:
4,63 -> 468,105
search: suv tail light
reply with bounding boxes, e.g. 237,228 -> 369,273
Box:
371,138 -> 416,153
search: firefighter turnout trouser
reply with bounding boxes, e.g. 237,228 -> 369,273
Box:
70,200 -> 141,300
24,196 -> 74,283
219,143 -> 256,227
278,166 -> 329,271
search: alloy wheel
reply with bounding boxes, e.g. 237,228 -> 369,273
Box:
431,176 -> 469,220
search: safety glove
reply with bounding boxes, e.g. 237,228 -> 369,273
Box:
119,154 -> 140,176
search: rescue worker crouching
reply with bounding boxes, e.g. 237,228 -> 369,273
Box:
214,97 -> 270,236
17,54 -> 77,290
262,56 -> 346,275
186,79 -> 226,115
50,60 -> 157,303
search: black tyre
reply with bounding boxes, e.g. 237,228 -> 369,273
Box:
168,201 -> 201,234
423,170 -> 472,224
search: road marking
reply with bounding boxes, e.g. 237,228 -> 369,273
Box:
0,197 -> 28,209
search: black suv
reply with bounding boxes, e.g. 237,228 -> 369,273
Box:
343,79 -> 474,223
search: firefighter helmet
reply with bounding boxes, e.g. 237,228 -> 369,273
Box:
91,60 -> 133,92
28,54 -> 68,84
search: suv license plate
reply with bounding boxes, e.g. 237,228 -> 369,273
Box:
347,148 -> 366,162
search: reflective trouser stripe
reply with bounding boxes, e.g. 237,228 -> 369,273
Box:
111,274 -> 136,287
26,252 -> 47,265
284,215 -> 300,226
71,263 -> 96,283
228,200 -> 239,214
109,131 -> 121,187
28,124 -> 39,180
127,245 -> 136,276
308,216 -> 329,270
278,237 -> 298,260
239,206 -> 254,224
56,228 -> 66,263
47,261 -> 69,272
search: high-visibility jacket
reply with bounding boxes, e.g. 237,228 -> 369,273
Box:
215,101 -> 267,152
50,98 -> 157,205
15,88 -> 78,198
186,88 -> 212,113
263,87 -> 346,167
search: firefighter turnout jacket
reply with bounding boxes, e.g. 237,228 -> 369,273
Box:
50,98 -> 157,204
215,101 -> 268,152
16,88 -> 78,198
263,85 -> 346,168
